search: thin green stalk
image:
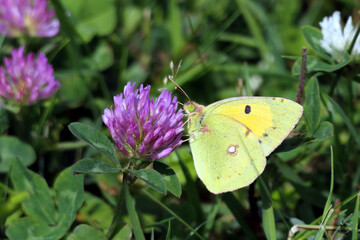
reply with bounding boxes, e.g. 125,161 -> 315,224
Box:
142,189 -> 205,240
294,190 -> 360,240
347,23 -> 360,55
288,224 -> 360,239
125,183 -> 145,240
352,194 -> 360,240
106,173 -> 127,239
315,146 -> 335,239
37,93 -> 58,135
243,63 -> 253,97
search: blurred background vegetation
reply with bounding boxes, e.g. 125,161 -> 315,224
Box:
2,0 -> 360,239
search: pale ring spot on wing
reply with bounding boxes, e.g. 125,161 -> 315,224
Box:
227,144 -> 239,156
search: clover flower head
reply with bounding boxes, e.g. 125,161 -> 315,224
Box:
319,11 -> 360,60
0,46 -> 60,104
102,82 -> 184,160
0,0 -> 60,37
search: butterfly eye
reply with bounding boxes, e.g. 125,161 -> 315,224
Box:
245,105 -> 251,114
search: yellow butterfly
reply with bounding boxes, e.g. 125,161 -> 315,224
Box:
183,96 -> 303,194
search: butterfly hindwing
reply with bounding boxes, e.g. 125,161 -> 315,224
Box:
189,114 -> 266,194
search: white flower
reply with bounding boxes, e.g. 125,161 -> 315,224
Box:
319,11 -> 360,60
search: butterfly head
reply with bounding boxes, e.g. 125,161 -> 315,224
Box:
184,101 -> 204,115
166,75 -> 204,115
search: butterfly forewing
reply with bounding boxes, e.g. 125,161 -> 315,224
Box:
203,97 -> 303,156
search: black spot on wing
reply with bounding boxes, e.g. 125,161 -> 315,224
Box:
245,105 -> 251,114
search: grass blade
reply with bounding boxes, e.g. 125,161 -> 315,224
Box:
315,146 -> 334,240
220,193 -> 257,239
125,184 -> 145,240
142,189 -> 205,240
352,193 -> 360,240
325,94 -> 360,148
259,176 -> 276,240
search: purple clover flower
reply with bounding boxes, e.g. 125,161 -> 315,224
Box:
0,46 -> 60,104
0,0 -> 60,37
103,82 -> 184,160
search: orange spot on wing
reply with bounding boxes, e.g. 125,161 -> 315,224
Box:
200,125 -> 212,133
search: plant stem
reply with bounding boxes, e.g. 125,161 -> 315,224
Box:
142,189 -> 206,240
296,47 -> 307,104
288,224 -> 360,239
106,172 -> 127,239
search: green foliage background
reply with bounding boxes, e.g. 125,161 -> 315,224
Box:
1,0 -> 360,239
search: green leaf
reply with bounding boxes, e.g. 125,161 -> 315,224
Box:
86,41 -> 114,71
0,136 -> 36,172
325,94 -> 360,148
153,161 -> 181,197
221,193 -> 256,239
313,121 -> 333,141
127,169 -> 166,195
60,0 -> 116,42
67,224 -> 107,240
301,26 -> 329,59
79,192 -> 113,230
6,165 -> 83,240
0,107 -> 9,134
5,217 -> 65,240
58,71 -> 89,108
68,122 -> 119,167
0,191 -> 29,222
10,159 -> 56,225
167,0 -> 185,56
125,184 -> 145,240
112,224 -> 133,240
274,158 -> 326,207
0,32 -> 6,51
259,177 -> 276,240
203,199 -> 221,238
122,6 -> 142,37
54,167 -> 84,230
176,151 -> 204,223
292,53 -> 351,75
304,77 -> 321,136
71,158 -> 120,174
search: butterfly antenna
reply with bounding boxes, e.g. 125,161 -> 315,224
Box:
168,75 -> 191,102
175,59 -> 182,78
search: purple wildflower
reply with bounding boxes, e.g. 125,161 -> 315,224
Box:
103,82 -> 184,160
0,46 -> 60,104
0,0 -> 59,37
